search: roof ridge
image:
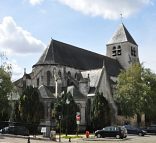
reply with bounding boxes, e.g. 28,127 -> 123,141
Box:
122,24 -> 137,46
53,39 -> 104,57
50,39 -> 55,63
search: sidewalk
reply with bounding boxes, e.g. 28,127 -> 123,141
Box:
1,133 -> 95,142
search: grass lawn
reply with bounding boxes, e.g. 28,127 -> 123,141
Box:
62,135 -> 83,139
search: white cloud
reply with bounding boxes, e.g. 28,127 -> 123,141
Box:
0,16 -> 45,55
58,0 -> 153,20
10,60 -> 23,81
29,0 -> 44,5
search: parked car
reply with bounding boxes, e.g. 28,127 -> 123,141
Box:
0,126 -> 29,136
124,125 -> 146,136
144,125 -> 156,134
95,126 -> 127,139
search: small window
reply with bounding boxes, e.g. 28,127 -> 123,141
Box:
37,78 -> 39,87
134,50 -> 136,56
113,46 -> 116,50
75,73 -> 77,79
53,67 -> 56,76
112,46 -> 116,56
112,46 -> 121,56
67,71 -> 71,76
47,71 -> 51,86
117,46 -> 121,55
131,47 -> 136,57
58,70 -> 61,78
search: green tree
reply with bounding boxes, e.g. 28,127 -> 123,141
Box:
141,68 -> 156,124
91,92 -> 110,130
54,91 -> 79,133
13,101 -> 21,122
19,86 -> 44,134
115,64 -> 156,125
0,68 -> 13,121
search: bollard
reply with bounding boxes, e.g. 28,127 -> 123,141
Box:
69,137 -> 71,142
85,131 -> 90,138
27,137 -> 30,143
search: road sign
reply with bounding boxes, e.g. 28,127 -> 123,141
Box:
76,120 -> 80,125
76,115 -> 80,121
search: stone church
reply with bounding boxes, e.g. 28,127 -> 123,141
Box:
14,23 -> 139,131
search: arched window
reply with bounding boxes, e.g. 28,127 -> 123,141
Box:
58,70 -> 62,78
67,71 -> 71,77
37,78 -> 39,87
53,67 -> 56,76
112,46 -> 116,56
67,71 -> 71,85
131,47 -> 136,57
75,72 -> 77,79
117,45 -> 121,55
47,71 -> 51,86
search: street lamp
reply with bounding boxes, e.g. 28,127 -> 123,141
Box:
66,98 -> 70,136
58,115 -> 61,142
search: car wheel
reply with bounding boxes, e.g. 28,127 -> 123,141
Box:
97,134 -> 101,138
116,134 -> 120,139
138,133 -> 143,136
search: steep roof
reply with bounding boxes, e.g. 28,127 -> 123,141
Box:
33,39 -> 122,75
104,57 -> 122,77
81,69 -> 102,87
67,86 -> 86,100
33,39 -> 104,70
107,23 -> 137,46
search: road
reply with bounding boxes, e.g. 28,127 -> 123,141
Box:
0,134 -> 156,143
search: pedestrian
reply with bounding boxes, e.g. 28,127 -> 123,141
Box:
69,137 -> 71,142
27,137 -> 30,143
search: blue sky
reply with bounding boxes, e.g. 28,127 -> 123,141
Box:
0,0 -> 156,80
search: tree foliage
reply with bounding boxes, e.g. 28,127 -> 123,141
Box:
141,68 -> 156,123
91,92 -> 110,130
0,68 -> 13,121
115,64 -> 156,123
19,86 -> 44,134
53,91 -> 79,133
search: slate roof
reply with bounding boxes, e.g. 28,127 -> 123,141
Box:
81,59 -> 122,95
104,57 -> 122,77
107,23 -> 137,46
33,39 -> 104,70
67,86 -> 86,100
33,39 -> 122,76
81,69 -> 102,87
38,85 -> 56,98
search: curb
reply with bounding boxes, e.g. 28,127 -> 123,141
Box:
0,134 -> 52,141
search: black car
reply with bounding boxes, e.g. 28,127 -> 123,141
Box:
0,126 -> 29,136
95,126 -> 127,139
124,125 -> 146,136
144,125 -> 156,134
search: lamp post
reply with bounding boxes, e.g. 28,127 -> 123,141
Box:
59,115 -> 61,142
66,98 -> 70,136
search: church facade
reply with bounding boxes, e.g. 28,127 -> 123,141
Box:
14,23 -> 139,131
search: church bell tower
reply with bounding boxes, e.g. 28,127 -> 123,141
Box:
106,23 -> 139,69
